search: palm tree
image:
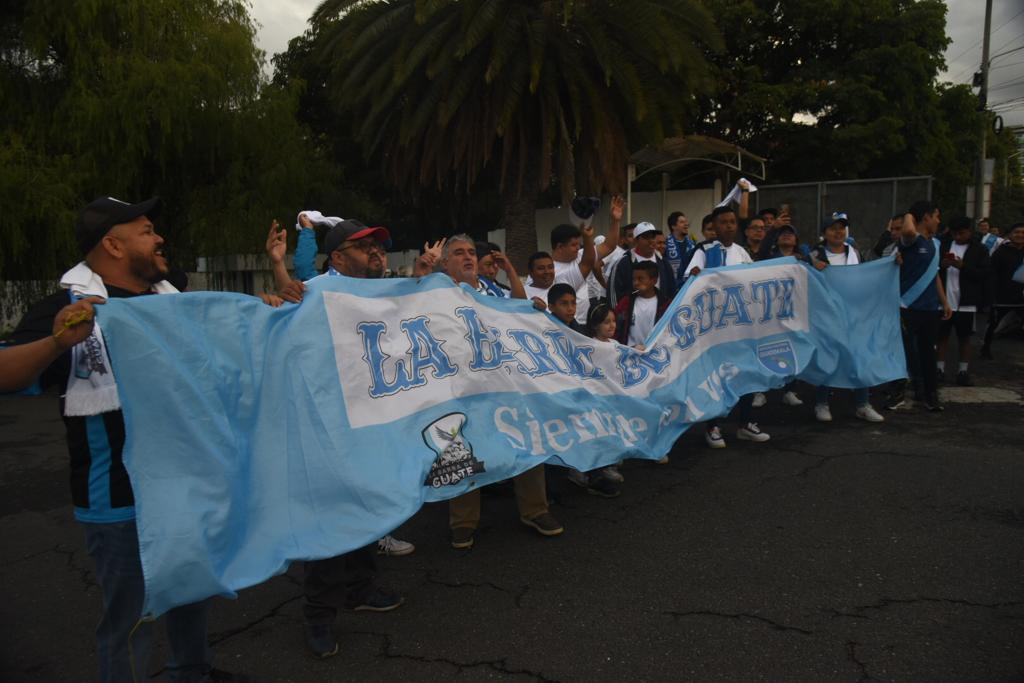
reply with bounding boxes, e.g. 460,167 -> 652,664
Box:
310,0 -> 720,264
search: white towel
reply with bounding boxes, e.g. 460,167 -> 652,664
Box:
59,262 -> 178,416
296,210 -> 344,231
716,179 -> 758,208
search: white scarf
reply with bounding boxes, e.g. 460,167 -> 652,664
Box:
60,262 -> 178,417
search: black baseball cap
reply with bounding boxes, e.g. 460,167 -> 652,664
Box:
76,196 -> 162,255
322,219 -> 392,254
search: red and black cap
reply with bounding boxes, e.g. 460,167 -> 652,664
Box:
322,219 -> 392,254
76,196 -> 162,255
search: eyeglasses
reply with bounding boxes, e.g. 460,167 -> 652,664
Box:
341,239 -> 386,254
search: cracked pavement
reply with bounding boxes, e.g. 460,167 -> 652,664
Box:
1,340 -> 1022,681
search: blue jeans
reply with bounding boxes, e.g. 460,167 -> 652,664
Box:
815,386 -> 870,408
83,521 -> 210,683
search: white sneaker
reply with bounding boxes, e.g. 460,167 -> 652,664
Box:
737,422 -> 770,442
855,405 -> 885,423
781,391 -> 803,406
602,465 -> 625,482
378,535 -> 415,556
705,426 -> 726,449
814,404 -> 833,422
751,392 -> 767,408
567,469 -> 590,487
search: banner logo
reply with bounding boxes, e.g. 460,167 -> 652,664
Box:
756,340 -> 797,375
422,413 -> 486,488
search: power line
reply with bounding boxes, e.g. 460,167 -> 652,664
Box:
989,77 -> 1024,93
945,7 -> 1024,79
991,60 -> 1024,72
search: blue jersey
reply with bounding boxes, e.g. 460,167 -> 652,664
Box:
899,235 -> 939,311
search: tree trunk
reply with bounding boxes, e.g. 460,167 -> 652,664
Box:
499,182 -> 541,273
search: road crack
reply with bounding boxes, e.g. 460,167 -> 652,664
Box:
663,609 -> 813,635
352,629 -> 560,682
846,641 -> 873,681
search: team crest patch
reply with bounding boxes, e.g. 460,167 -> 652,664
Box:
422,413 -> 486,488
757,340 -> 797,375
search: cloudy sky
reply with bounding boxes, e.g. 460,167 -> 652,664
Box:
250,0 -> 1023,126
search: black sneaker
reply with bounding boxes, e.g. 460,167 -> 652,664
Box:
956,370 -> 973,386
885,389 -> 906,410
520,512 -> 564,536
586,476 -> 621,498
304,623 -> 339,658
345,586 -> 404,612
924,399 -> 944,412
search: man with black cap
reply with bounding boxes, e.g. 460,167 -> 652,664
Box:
273,218 -> 410,660
1,197 -> 248,682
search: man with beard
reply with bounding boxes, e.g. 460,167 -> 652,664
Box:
275,219 -> 410,659
1,197 -> 248,682
440,234 -> 562,549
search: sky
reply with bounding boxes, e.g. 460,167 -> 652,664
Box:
249,0 -> 1024,126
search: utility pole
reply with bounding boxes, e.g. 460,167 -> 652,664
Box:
973,0 -> 993,221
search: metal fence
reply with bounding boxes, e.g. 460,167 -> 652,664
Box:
754,176 -> 932,247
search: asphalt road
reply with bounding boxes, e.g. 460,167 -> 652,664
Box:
2,337 -> 1022,682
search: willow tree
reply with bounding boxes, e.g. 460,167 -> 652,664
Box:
309,0 -> 720,263
0,0 -> 328,282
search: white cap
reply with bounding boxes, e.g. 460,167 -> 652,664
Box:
633,221 -> 658,238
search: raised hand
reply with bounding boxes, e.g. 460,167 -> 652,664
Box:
413,237 -> 447,276
266,220 -> 288,264
610,195 -> 625,222
491,250 -> 513,272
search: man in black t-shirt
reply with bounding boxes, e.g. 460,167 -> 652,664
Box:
1,197 -> 247,683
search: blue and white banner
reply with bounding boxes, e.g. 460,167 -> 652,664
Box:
97,256 -> 905,617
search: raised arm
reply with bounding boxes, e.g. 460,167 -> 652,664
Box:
597,195 -> 624,260
265,220 -> 292,292
293,215 -> 318,281
737,179 -> 750,219
491,251 -> 527,300
578,223 -> 597,278
900,212 -> 919,245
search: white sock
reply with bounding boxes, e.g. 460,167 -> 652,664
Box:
959,362 -> 968,372
937,361 -> 945,371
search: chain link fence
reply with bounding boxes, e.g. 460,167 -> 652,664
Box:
754,176 -> 932,248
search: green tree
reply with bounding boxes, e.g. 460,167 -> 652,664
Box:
0,0 -> 332,281
306,0 -> 721,265
694,0 -> 980,210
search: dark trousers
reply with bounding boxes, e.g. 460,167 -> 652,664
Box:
83,521 -> 210,683
981,306 -> 1020,352
901,308 -> 940,401
302,544 -> 377,625
708,393 -> 754,430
